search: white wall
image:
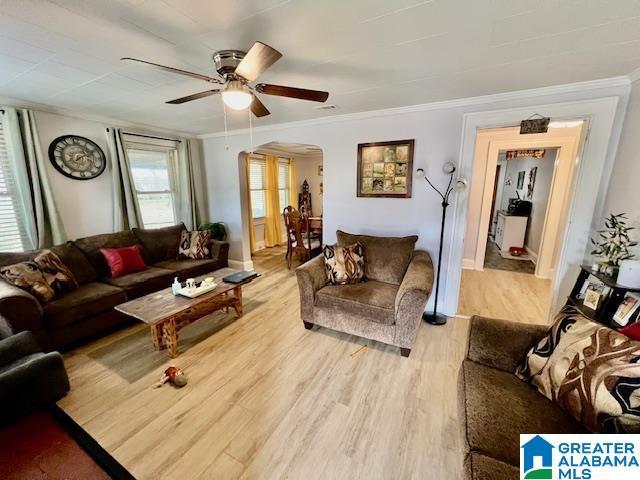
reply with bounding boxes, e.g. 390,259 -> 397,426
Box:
603,79 -> 640,257
201,78 -> 630,314
296,154 -> 323,215
32,110 -> 197,240
499,148 -> 557,257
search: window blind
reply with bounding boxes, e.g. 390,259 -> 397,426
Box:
249,158 -> 266,218
0,115 -> 27,252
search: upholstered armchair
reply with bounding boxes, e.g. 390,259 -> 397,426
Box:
296,231 -> 434,357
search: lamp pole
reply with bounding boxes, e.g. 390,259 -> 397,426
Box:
417,163 -> 463,326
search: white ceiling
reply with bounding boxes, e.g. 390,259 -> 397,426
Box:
1,0 -> 639,135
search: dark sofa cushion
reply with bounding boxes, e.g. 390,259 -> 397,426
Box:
464,452 -> 518,480
461,360 -> 586,467
43,282 -> 127,329
75,231 -> 151,278
336,230 -> 417,285
104,267 -> 173,299
0,242 -> 97,285
132,223 -> 185,263
315,281 -> 398,325
154,258 -> 218,279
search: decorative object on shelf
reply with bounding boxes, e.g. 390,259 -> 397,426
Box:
618,260 -> 640,289
520,114 -> 550,134
527,166 -> 537,200
517,170 -> 525,190
298,180 -> 313,216
612,293 -> 640,327
416,161 -> 467,325
357,139 -> 414,198
48,135 -> 106,180
590,213 -> 637,277
318,165 -> 323,176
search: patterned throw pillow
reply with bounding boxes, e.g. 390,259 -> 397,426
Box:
178,230 -> 211,259
517,305 -> 640,433
0,250 -> 78,304
323,243 -> 365,285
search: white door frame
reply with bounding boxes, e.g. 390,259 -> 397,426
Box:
444,97 -> 621,320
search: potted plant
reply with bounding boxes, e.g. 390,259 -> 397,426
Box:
198,222 -> 227,241
590,213 -> 637,277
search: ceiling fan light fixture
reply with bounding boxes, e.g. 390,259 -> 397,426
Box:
222,81 -> 253,110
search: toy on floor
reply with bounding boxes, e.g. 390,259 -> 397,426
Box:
157,366 -> 188,388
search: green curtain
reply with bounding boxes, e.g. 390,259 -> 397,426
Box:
5,108 -> 66,248
177,138 -> 206,230
107,127 -> 141,230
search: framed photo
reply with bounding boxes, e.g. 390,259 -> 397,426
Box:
357,139 -> 414,198
517,171 -> 526,190
613,293 -> 640,326
527,166 -> 537,200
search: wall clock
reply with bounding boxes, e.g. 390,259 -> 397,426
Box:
48,135 -> 106,180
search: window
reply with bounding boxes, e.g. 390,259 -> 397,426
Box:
249,157 -> 266,219
127,147 -> 178,228
0,113 -> 29,252
278,158 -> 290,213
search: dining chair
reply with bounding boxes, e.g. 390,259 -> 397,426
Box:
283,206 -> 321,269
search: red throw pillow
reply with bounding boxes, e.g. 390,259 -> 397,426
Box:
619,322 -> 640,341
100,245 -> 146,278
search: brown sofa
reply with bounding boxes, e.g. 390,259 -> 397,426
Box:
460,316 -> 587,479
0,223 -> 229,351
296,230 -> 434,357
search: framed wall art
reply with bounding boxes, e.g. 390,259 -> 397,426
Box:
357,139 -> 414,198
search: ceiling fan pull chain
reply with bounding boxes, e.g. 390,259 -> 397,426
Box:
248,107 -> 254,154
223,101 -> 229,151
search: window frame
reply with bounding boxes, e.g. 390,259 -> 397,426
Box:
125,142 -> 179,229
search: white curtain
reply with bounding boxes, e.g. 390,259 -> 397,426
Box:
5,108 -> 66,248
107,127 -> 142,230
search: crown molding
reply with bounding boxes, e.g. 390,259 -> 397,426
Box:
628,67 -> 640,84
197,75 -> 631,139
0,96 -> 194,139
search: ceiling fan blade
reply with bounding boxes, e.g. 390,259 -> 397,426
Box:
251,94 -> 270,117
234,42 -> 282,82
121,57 -> 221,84
255,83 -> 329,102
166,90 -> 221,104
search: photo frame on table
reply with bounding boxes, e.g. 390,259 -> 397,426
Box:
613,293 -> 640,327
357,139 -> 414,198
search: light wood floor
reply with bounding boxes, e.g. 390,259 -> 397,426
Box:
59,248 -> 470,479
457,267 -> 550,325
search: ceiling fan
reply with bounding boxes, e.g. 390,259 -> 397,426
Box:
121,41 -> 329,118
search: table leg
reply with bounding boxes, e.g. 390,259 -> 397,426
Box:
150,325 -> 163,350
233,286 -> 243,318
162,319 -> 179,358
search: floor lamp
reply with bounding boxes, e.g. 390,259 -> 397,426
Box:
416,162 -> 467,325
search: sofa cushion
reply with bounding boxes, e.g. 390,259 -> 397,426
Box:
0,242 -> 97,285
75,231 -> 151,278
336,230 -> 417,285
132,223 -> 185,263
517,305 -> 640,433
104,266 -> 173,299
43,282 -> 126,329
464,452 -> 518,480
154,258 -> 218,278
316,280 -> 398,325
461,360 -> 585,467
323,243 -> 365,285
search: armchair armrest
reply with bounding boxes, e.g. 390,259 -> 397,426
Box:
295,255 -> 326,322
394,250 -> 434,348
0,280 -> 44,337
0,331 -> 42,367
211,240 -> 230,268
467,316 -> 548,373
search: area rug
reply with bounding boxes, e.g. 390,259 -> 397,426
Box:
0,406 -> 134,480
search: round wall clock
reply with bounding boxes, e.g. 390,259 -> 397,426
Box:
48,135 -> 106,180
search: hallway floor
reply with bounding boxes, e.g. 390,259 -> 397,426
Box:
457,267 -> 550,325
483,240 -> 535,274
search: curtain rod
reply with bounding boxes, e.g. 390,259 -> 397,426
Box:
118,130 -> 182,143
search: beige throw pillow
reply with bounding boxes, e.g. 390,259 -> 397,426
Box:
323,243 -> 365,285
178,230 -> 211,259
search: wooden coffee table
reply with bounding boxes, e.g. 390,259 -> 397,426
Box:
115,268 -> 258,358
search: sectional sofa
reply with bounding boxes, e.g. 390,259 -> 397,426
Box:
0,223 -> 229,351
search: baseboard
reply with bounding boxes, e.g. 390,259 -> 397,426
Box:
229,259 -> 254,271
461,258 -> 475,270
525,246 -> 539,264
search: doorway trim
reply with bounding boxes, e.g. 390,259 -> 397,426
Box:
443,96 -> 622,320
473,129 -> 584,279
